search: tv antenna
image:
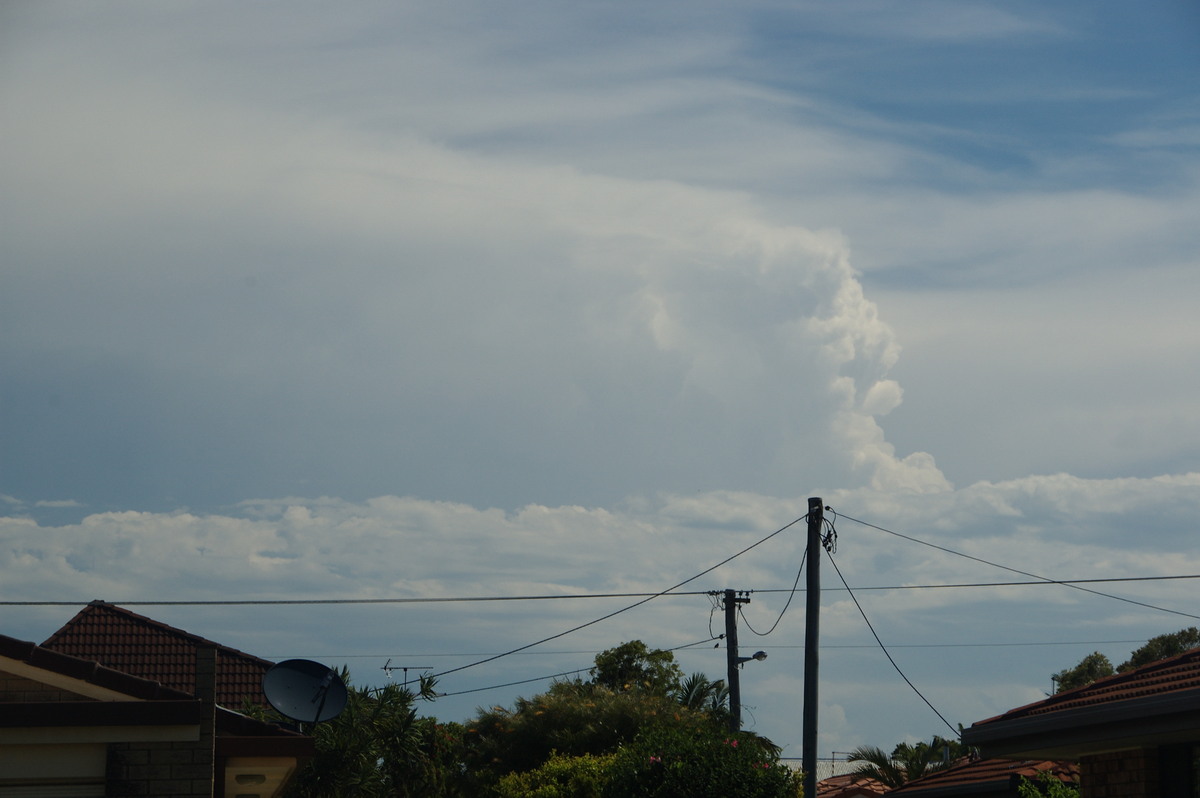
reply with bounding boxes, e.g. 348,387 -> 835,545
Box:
382,658 -> 433,687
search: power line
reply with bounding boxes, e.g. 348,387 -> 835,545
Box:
267,638 -> 1157,660
4,574 -> 1198,607
827,550 -> 959,738
434,637 -> 719,698
427,513 -> 810,681
739,547 -> 807,637
437,668 -> 591,697
834,511 -> 1200,621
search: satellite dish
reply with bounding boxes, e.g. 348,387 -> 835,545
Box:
262,659 -> 348,724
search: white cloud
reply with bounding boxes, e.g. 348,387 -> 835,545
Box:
1,58 -> 946,505
5,471 -> 1200,753
2,0 -> 1198,761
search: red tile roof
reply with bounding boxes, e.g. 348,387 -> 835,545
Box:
889,757 -> 1077,796
973,646 -> 1200,727
963,646 -> 1200,760
0,632 -> 193,701
41,601 -> 274,709
816,772 -> 888,798
1,630 -> 313,758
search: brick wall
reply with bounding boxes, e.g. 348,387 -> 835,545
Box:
105,646 -> 217,797
107,741 -> 215,797
1080,749 -> 1159,798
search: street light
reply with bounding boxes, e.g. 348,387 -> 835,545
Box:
724,589 -> 770,732
729,649 -> 768,731
737,651 -> 768,666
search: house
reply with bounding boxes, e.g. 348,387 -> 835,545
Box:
42,600 -> 276,711
962,647 -> 1200,798
0,607 -> 313,797
886,757 -> 1078,798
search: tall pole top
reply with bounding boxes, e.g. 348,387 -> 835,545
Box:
807,497 -> 824,534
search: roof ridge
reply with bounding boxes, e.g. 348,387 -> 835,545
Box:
972,645 -> 1200,726
44,601 -> 275,667
0,632 -> 193,701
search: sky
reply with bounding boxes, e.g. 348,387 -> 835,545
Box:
2,0 -> 1200,762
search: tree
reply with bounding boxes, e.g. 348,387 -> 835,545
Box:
848,735 -> 968,789
674,672 -> 729,717
244,669 -> 466,797
588,640 -> 684,695
602,724 -> 802,798
462,680 -> 705,788
1118,627 -> 1200,672
846,745 -> 908,790
495,751 -> 616,798
1050,628 -> 1200,693
1017,771 -> 1080,798
1051,651 -> 1114,693
462,640 -> 780,792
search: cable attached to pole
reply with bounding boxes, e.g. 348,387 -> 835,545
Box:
827,551 -> 959,738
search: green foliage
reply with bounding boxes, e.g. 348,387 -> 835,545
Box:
603,724 -> 803,798
462,641 -> 789,793
495,751 -> 616,798
846,745 -> 907,790
1017,771 -> 1080,798
1052,651 -> 1114,693
244,669 -> 466,797
1052,628 -> 1200,693
848,735 -> 968,788
589,640 -> 684,695
1118,627 -> 1200,672
463,681 -> 701,786
674,672 -> 728,717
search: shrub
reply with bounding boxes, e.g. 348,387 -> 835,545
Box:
495,751 -> 616,798
603,724 -> 803,798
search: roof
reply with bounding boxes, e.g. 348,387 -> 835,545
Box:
41,600 -> 275,709
975,647 -> 1200,725
963,647 -> 1200,759
1,629 -> 312,761
888,758 -> 1077,798
0,632 -> 193,702
816,772 -> 888,798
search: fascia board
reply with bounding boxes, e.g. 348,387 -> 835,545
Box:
963,689 -> 1200,758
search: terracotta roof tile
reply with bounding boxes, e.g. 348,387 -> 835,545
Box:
973,647 -> 1200,728
816,772 -> 888,798
41,601 -> 274,709
0,632 -> 193,701
889,757 -> 1077,795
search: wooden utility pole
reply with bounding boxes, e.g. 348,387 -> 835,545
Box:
723,588 -> 751,732
803,497 -> 823,798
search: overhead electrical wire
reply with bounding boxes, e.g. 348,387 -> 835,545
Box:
827,549 -> 959,738
5,574 -> 1196,607
835,511 -> 1200,621
269,637 -> 1159,661
436,666 -> 594,697
739,548 -> 807,637
427,512 -> 811,681
435,636 -> 720,698
8,502 -> 1192,722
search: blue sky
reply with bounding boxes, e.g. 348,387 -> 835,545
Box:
2,0 -> 1199,759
